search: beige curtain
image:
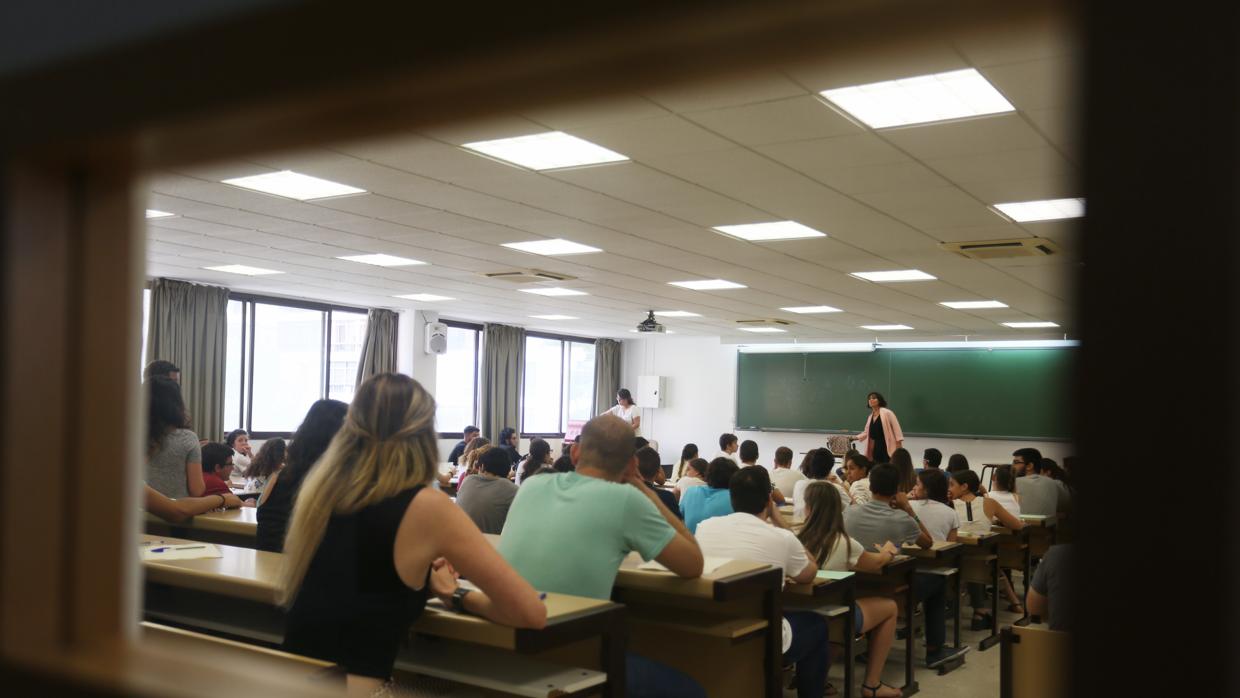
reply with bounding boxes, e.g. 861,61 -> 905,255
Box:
593,338 -> 622,416
481,323 -> 525,440
147,278 -> 229,440
355,308 -> 399,387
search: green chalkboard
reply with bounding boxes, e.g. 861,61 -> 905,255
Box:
735,348 -> 1073,440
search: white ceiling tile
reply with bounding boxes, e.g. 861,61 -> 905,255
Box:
522,95 -> 670,129
569,116 -> 734,160
682,95 -> 860,145
951,20 -> 1077,67
981,56 -> 1076,112
852,187 -> 998,230
880,113 -> 1048,161
642,69 -> 807,112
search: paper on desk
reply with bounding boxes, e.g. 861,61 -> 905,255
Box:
140,543 -> 223,561
638,556 -> 731,575
816,569 -> 853,581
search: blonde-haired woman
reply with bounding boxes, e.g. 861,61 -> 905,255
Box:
279,373 -> 546,697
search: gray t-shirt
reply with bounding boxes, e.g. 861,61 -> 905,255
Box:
456,474 -> 519,535
1017,474 -> 1070,517
1031,544 -> 1072,631
843,499 -> 920,552
146,428 -> 201,498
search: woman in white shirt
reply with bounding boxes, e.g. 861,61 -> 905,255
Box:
603,389 -> 640,436
672,443 -> 698,482
908,469 -> 958,542
843,450 -> 873,506
797,483 -> 902,698
673,457 -> 708,502
949,469 -> 1025,627
986,465 -> 1021,517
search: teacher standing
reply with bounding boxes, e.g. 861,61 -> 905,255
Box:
856,391 -> 903,463
604,388 -> 641,436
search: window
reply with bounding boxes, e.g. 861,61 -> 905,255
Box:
140,288 -> 151,377
522,334 -> 596,436
434,323 -> 480,434
223,294 -> 377,436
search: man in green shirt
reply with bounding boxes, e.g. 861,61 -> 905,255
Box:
499,414 -> 705,697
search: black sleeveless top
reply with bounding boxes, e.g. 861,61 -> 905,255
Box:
869,413 -> 889,463
256,471 -> 301,553
283,485 -> 429,678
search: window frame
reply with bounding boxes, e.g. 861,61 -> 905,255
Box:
436,319 -> 483,439
521,330 -> 597,439
227,292 -> 372,439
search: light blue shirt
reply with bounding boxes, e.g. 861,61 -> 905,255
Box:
680,486 -> 734,534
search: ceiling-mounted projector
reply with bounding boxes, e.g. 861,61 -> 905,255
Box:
635,310 -> 666,334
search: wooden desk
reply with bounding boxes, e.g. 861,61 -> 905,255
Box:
957,531 -> 1003,650
145,506 -> 259,548
903,540 -> 965,656
785,571 -> 856,698
141,533 -> 627,696
855,555 -> 920,696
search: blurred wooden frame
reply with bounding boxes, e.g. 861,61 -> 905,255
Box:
0,0 -> 1067,694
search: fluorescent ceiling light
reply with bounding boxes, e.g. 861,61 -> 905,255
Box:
221,170 -> 366,200
502,238 -> 603,255
1002,321 -> 1060,329
861,324 -> 914,331
850,270 -> 936,283
668,279 -> 747,291
819,68 -> 1015,129
993,198 -> 1085,222
203,264 -> 282,276
337,253 -> 426,267
145,209 -> 176,219
712,221 -> 826,242
880,340 -> 1078,349
655,311 -> 702,318
519,287 -> 588,297
530,314 -> 578,320
782,305 -> 843,314
395,293 -> 454,302
940,300 -> 1008,309
739,327 -> 788,333
462,131 -> 629,170
739,342 -> 875,353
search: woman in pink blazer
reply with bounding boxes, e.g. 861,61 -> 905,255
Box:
856,392 -> 903,463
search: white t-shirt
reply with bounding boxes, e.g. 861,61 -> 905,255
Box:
695,512 -> 810,589
909,499 -> 959,541
986,491 -> 1021,517
848,478 -> 872,506
674,476 -> 706,497
954,497 -> 993,535
819,534 -> 864,572
605,404 -> 640,435
713,450 -> 740,463
792,478 -> 850,518
771,468 -> 805,497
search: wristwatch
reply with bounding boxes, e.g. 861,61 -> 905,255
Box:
449,586 -> 472,613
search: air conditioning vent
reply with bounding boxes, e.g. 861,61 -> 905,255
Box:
940,237 -> 1061,260
736,318 -> 794,326
481,269 -> 577,284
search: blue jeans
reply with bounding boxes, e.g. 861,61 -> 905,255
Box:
784,610 -> 829,698
913,572 -> 947,648
626,652 -> 706,698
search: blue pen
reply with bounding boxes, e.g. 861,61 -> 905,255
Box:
539,592 -> 547,600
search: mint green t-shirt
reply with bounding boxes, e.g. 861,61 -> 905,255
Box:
498,471 -> 676,600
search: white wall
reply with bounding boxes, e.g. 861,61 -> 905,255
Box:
621,336 -> 1075,472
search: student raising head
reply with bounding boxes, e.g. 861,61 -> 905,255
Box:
909,469 -> 958,542
716,433 -> 739,461
948,469 -> 1024,628
843,450 -> 874,506
146,376 -> 204,499
199,442 -> 253,507
681,457 -> 739,533
279,374 -> 546,694
256,399 -> 348,553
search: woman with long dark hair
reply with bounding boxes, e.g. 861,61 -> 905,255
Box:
515,437 -> 552,485
604,388 -> 641,435
673,443 -> 698,481
145,376 -> 205,498
245,437 -> 286,493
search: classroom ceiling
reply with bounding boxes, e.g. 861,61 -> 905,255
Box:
145,23 -> 1079,342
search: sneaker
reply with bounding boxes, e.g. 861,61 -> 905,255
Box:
925,645 -> 970,668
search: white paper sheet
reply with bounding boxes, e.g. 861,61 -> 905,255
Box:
140,543 -> 223,561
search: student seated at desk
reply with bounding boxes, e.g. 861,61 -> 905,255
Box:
770,446 -> 805,499
715,432 -> 740,462
920,447 -> 943,475
844,450 -> 874,506
986,465 -> 1021,517
1026,544 -> 1073,631
793,450 -> 849,518
946,453 -> 985,494
199,443 -> 255,507
143,484 -> 244,523
909,469 -> 958,542
456,447 -> 519,535
739,440 -> 785,504
447,425 -> 481,466
695,467 -> 834,698
515,437 -> 552,485
243,437 -> 285,493
499,414 -> 706,698
845,464 -> 969,668
672,457 -> 707,502
1017,457 -> 1071,517
637,447 -> 681,518
948,470 -> 1024,627
552,454 -> 575,473
280,373 -> 547,698
146,376 -> 204,499
1010,447 -> 1041,477
680,457 -> 739,533
672,443 -> 698,482
797,482 -> 902,698
890,448 -> 917,494
256,399 -> 348,553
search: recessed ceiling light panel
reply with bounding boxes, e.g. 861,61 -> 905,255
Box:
712,221 -> 826,242
502,239 -> 603,255
781,305 -> 843,314
395,293 -> 454,302
519,287 -> 588,297
940,300 -> 1008,309
655,311 -> 702,318
992,198 -> 1085,222
204,264 -> 283,276
530,314 -> 578,320
1002,321 -> 1060,328
463,131 -> 628,170
850,270 -> 937,283
145,209 -> 176,219
338,253 -> 426,267
221,170 -> 366,201
739,327 -> 788,333
820,68 -> 1015,129
861,324 -> 914,331
668,279 -> 747,291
